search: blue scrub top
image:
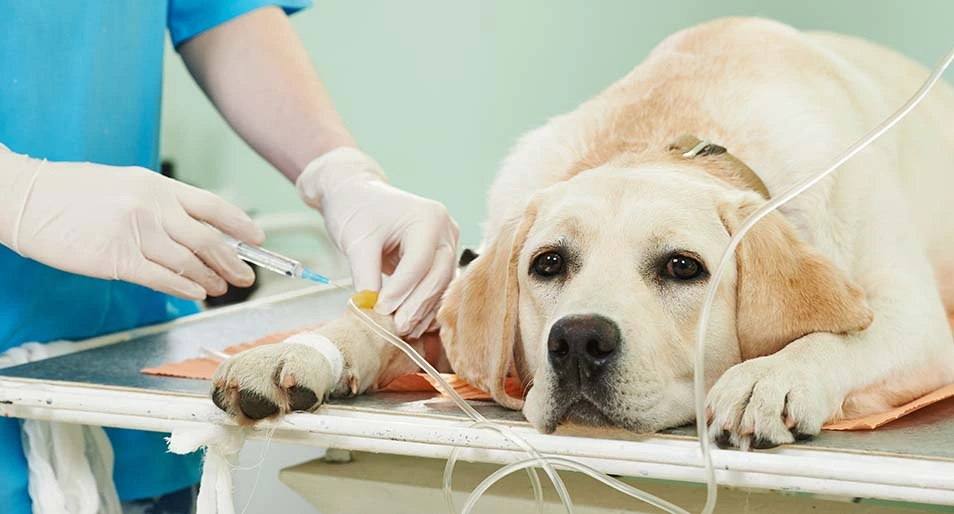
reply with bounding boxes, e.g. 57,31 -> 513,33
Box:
0,1 -> 310,511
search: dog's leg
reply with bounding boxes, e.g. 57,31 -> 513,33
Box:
708,277 -> 954,449
210,307 -> 421,424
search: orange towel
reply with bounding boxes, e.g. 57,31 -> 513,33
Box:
142,317 -> 954,431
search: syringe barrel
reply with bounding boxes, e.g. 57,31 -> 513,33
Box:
220,233 -> 303,277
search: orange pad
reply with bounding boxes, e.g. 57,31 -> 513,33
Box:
822,383 -> 954,430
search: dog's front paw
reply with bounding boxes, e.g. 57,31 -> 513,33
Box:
707,357 -> 831,450
210,334 -> 342,424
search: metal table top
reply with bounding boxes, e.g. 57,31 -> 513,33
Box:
1,286 -> 952,462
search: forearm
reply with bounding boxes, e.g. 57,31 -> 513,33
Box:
179,6 -> 355,182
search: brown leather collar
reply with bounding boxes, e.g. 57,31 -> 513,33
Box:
668,134 -> 771,200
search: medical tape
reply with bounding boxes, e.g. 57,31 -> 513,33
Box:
284,333 -> 345,381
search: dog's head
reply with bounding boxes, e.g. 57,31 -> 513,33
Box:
437,141 -> 873,433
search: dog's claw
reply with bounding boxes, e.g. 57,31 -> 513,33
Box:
791,428 -> 814,441
751,436 -> 781,450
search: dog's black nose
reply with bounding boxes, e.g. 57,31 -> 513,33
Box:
548,315 -> 620,378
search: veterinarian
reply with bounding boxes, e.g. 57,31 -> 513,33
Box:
0,3 -> 458,513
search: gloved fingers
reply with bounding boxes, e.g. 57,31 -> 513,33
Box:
166,216 -> 256,288
374,225 -> 441,316
390,242 -> 457,336
380,249 -> 400,277
346,240 -> 383,294
408,310 -> 437,340
121,258 -> 207,301
174,183 -> 265,246
140,231 -> 228,297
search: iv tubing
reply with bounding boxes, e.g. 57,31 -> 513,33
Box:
461,456 -> 691,514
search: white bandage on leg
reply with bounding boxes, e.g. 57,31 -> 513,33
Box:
284,333 -> 345,381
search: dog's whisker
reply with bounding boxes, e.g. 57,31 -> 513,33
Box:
522,379 -> 535,399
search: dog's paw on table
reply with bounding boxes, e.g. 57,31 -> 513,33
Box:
211,338 -> 339,424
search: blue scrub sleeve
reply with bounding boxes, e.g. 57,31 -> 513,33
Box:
168,0 -> 313,48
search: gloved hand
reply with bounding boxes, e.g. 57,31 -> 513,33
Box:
297,147 -> 459,339
0,143 -> 264,300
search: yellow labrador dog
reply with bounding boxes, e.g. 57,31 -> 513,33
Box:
211,17 -> 954,449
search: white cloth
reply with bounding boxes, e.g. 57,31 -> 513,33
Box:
1,341 -> 122,514
167,424 -> 246,514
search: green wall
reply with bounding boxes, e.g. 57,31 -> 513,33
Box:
160,0 -> 953,247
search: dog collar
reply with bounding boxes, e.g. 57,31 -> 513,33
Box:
670,134 -> 772,200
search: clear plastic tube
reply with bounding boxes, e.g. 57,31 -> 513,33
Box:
691,47 -> 954,514
443,424 -> 545,514
461,456 -> 691,514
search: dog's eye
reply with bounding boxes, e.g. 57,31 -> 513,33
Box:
532,251 -> 565,277
665,254 -> 704,280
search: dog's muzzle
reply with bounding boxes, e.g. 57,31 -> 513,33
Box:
547,314 -> 621,389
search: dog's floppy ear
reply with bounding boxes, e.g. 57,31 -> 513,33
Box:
437,203 -> 538,410
719,194 -> 873,360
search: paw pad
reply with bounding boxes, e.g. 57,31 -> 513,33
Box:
287,385 -> 320,412
238,389 -> 280,420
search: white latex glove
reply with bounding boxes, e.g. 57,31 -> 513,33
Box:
297,147 -> 459,338
0,144 -> 264,300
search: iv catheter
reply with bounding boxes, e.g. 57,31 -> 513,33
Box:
217,231 -> 343,287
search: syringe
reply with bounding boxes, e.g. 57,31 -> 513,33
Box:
217,230 -> 344,288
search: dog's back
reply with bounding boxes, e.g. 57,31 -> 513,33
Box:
809,31 -> 954,311
484,17 -> 954,309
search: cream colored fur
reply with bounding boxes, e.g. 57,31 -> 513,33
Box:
212,17 -> 954,449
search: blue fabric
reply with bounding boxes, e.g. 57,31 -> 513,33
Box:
0,1 -> 310,512
169,0 -> 311,47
